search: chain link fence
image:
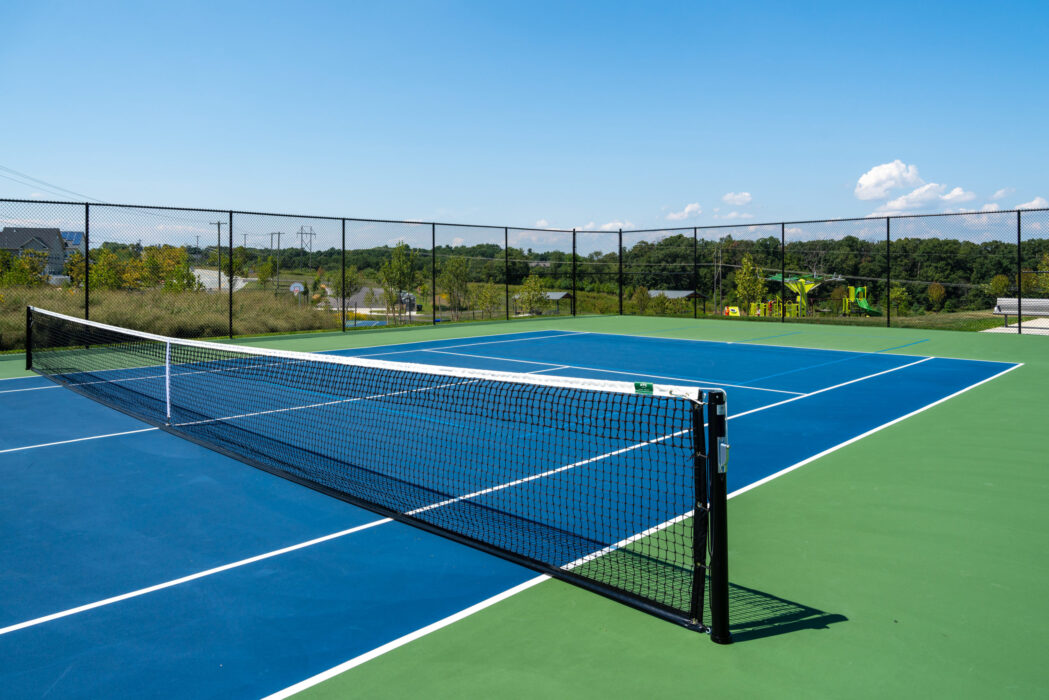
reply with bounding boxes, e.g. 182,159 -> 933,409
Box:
2,197 -> 1047,349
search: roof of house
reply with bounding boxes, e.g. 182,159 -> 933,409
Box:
0,227 -> 66,255
648,289 -> 705,299
512,291 -> 573,300
61,231 -> 84,246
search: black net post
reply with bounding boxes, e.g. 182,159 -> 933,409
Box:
228,211 -> 234,338
780,223 -> 786,323
84,203 -> 90,320
570,229 -> 579,316
706,389 -> 731,644
341,219 -> 346,332
25,307 -> 32,371
1017,210 -> 1022,335
688,400 -> 709,627
504,226 -> 509,321
886,217 -> 891,328
618,228 -> 624,315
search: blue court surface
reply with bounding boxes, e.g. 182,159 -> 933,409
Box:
0,329 -> 1017,698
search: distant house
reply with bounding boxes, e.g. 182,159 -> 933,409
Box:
0,227 -> 68,276
61,231 -> 86,255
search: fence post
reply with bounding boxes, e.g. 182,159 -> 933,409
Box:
341,219 -> 346,332
618,228 -> 623,315
228,211 -> 233,338
84,203 -> 90,320
1017,210 -> 1023,335
780,223 -> 786,323
886,218 -> 891,329
431,223 -> 437,326
693,227 -> 698,319
571,228 -> 577,316
505,227 -> 509,321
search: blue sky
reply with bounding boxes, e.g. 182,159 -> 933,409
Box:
1,0 -> 1046,232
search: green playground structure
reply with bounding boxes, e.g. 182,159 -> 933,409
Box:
842,285 -> 881,316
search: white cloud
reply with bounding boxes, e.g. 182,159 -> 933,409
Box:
1018,196 -> 1049,210
721,192 -> 752,206
716,211 -> 754,220
666,203 -> 702,221
600,220 -> 633,231
992,188 -> 1013,200
535,219 -> 549,228
451,237 -> 464,246
854,160 -> 923,200
940,186 -> 976,203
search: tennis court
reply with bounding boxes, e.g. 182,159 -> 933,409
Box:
0,314 -> 1037,698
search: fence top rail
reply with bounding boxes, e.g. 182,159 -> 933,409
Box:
2,197 -> 1045,239
0,198 -> 574,234
621,207 -> 1049,235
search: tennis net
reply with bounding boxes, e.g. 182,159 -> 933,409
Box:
26,306 -> 730,640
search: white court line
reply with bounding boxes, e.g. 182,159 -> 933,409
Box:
0,519 -> 392,637
0,375 -> 40,382
262,356 -> 1023,699
317,329 -> 583,355
424,348 -> 803,396
0,385 -> 60,394
0,428 -> 159,455
353,331 -> 588,358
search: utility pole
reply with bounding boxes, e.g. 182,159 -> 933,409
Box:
210,220 -> 225,290
270,231 -> 287,293
298,225 -> 316,270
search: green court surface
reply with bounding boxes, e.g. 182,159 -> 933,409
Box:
6,315 -> 1045,698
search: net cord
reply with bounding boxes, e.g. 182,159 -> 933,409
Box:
28,307 -> 702,402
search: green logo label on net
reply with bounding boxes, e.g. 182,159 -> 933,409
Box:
634,382 -> 654,395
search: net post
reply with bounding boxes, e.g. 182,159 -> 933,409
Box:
164,341 -> 172,423
689,397 -> 709,628
25,307 -> 32,371
706,389 -> 731,644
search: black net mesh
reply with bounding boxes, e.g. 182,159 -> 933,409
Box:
28,308 -> 712,628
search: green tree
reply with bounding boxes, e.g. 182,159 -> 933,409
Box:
438,256 -> 470,320
378,242 -> 419,322
517,274 -> 549,315
1041,253 -> 1049,294
988,274 -> 1010,298
328,265 -> 363,302
734,253 -> 767,314
257,256 -> 276,289
927,282 -> 946,311
2,249 -> 48,286
650,292 -> 670,316
889,285 -> 911,314
475,281 -> 501,319
64,250 -> 86,288
631,286 -> 650,315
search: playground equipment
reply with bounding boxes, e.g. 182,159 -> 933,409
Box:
842,285 -> 881,316
766,273 -> 840,316
748,299 -> 800,318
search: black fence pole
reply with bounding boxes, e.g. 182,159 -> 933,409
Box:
693,227 -> 698,319
431,223 -> 437,326
504,227 -> 509,321
706,390 -> 731,644
618,228 -> 623,315
571,228 -> 577,316
1017,210 -> 1023,335
84,203 -> 90,320
228,211 -> 234,338
780,223 -> 786,323
341,219 -> 346,332
886,218 -> 891,328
